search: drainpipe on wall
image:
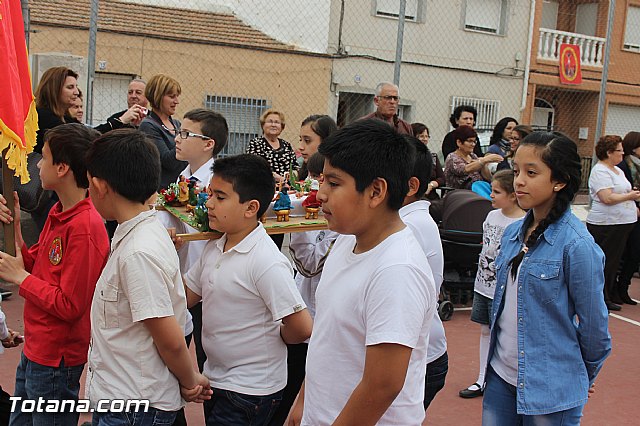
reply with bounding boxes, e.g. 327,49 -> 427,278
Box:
521,0 -> 536,113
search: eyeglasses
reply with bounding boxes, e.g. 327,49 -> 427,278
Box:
464,139 -> 477,145
265,120 -> 282,125
379,95 -> 399,101
175,129 -> 211,140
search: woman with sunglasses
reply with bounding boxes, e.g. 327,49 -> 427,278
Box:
139,74 -> 186,189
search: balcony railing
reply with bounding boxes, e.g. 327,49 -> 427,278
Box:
538,28 -> 606,67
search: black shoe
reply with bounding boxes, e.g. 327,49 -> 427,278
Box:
621,293 -> 637,305
618,283 -> 638,305
459,382 -> 484,398
606,301 -> 622,311
0,286 -> 12,300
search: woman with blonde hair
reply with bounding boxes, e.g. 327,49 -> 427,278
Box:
139,74 -> 186,189
246,109 -> 298,183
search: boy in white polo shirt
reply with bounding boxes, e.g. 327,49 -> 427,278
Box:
184,153 -> 312,425
290,119 -> 437,425
85,129 -> 211,425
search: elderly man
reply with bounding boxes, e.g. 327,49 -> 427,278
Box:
107,78 -> 148,126
361,82 -> 413,135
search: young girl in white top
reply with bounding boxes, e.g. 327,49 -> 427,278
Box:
460,170 -> 525,399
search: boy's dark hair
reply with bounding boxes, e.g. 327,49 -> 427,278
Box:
183,108 -> 229,157
86,129 -> 161,204
318,119 -> 415,210
406,135 -> 432,199
45,123 -> 100,189
306,152 -> 325,177
449,105 -> 477,128
212,154 -> 275,218
509,131 -> 581,278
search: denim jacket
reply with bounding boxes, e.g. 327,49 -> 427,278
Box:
489,208 -> 611,415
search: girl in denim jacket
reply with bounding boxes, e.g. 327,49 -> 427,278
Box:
483,132 -> 611,425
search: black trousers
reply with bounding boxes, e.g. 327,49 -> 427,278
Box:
619,220 -> 640,285
267,343 -> 308,426
587,222 -> 635,302
0,385 -> 11,426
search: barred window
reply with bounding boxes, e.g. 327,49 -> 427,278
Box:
451,96 -> 500,131
204,95 -> 271,156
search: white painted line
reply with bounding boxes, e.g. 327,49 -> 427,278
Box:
609,313 -> 640,327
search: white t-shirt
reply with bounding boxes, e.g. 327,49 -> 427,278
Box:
185,223 -> 306,396
87,210 -> 186,411
399,200 -> 447,363
491,267 -> 520,386
587,162 -> 637,225
289,229 -> 339,321
475,209 -> 524,299
302,228 -> 436,426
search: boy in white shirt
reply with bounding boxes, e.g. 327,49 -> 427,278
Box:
290,119 -> 437,426
160,108 -> 229,375
399,136 -> 447,413
85,129 -> 211,425
183,154 -> 313,425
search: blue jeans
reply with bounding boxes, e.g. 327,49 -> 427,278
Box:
424,351 -> 448,410
92,408 -> 177,426
9,352 -> 84,426
482,366 -> 584,426
204,388 -> 283,426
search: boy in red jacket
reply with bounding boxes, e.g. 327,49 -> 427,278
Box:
0,124 -> 110,425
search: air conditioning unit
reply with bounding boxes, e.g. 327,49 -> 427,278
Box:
29,52 -> 87,93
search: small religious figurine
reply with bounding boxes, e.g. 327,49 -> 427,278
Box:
196,192 -> 208,209
303,179 -> 321,219
188,178 -> 199,206
273,185 -> 292,222
193,205 -> 210,232
178,175 -> 189,204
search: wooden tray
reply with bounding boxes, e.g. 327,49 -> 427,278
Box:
159,204 -> 327,241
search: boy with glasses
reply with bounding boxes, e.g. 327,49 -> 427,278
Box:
159,108 -> 229,377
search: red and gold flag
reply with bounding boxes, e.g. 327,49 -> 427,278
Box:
0,0 -> 38,183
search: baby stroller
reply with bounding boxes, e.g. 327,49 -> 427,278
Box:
437,190 -> 493,320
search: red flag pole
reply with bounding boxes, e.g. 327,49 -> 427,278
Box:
2,148 -> 16,256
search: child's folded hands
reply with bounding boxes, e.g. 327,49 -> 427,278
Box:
180,372 -> 213,403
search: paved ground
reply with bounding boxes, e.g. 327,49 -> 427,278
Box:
1,200 -> 639,425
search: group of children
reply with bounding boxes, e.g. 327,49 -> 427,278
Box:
0,108 -> 611,425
